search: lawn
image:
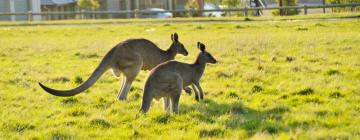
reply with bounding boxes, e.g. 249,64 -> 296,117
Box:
0,18 -> 359,139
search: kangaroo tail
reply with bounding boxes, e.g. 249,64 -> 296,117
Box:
38,47 -> 116,97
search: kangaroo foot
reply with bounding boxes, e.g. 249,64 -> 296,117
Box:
184,87 -> 192,95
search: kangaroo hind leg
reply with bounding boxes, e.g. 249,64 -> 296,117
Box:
111,67 -> 121,77
164,97 -> 171,112
118,56 -> 143,100
117,75 -> 126,99
140,88 -> 154,113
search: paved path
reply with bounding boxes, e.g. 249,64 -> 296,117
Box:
0,17 -> 359,27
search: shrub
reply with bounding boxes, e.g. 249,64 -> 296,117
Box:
74,76 -> 83,84
252,85 -> 264,93
185,0 -> 201,17
77,0 -> 100,11
9,123 -> 35,133
227,91 -> 239,98
61,98 -> 78,105
293,88 -> 314,96
153,114 -> 171,124
90,118 -> 111,128
51,132 -> 72,140
199,128 -> 225,138
326,0 -> 360,12
329,91 -> 344,98
327,69 -> 341,76
262,123 -> 281,134
272,0 -> 300,16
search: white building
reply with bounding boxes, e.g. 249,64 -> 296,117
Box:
41,0 -> 77,20
0,0 -> 41,21
0,0 -> 199,21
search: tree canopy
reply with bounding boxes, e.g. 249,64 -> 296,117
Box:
77,0 -> 100,11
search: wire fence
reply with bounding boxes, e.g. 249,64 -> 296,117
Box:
0,3 -> 359,21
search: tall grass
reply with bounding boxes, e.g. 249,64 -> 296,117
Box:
0,19 -> 359,139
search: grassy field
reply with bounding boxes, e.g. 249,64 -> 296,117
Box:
0,19 -> 359,139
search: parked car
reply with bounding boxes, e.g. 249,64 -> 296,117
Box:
203,3 -> 224,17
138,8 -> 173,18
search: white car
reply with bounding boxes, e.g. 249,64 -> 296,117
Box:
203,3 -> 223,17
139,8 -> 173,18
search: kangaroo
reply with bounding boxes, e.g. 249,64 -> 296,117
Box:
39,33 -> 189,100
140,42 -> 217,113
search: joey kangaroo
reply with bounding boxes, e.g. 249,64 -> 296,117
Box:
39,33 -> 189,100
140,42 -> 217,113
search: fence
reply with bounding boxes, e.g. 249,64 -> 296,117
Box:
0,3 -> 359,21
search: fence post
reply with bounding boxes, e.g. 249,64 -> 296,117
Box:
134,9 -> 139,18
189,9 -> 194,17
322,0 -> 326,13
304,5 -> 308,15
93,10 -> 96,19
81,10 -> 85,19
244,7 -> 248,17
28,11 -> 33,21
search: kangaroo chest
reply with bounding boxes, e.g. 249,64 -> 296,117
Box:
141,54 -> 168,70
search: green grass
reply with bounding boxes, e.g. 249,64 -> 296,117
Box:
0,18 -> 359,139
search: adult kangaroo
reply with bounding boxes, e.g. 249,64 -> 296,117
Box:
39,33 -> 188,100
140,42 -> 217,113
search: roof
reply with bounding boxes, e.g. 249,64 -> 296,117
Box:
41,0 -> 77,5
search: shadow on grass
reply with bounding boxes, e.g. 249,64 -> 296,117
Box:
180,98 -> 289,137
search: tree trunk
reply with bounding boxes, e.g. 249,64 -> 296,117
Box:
279,0 -> 283,16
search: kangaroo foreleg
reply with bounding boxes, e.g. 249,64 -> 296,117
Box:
191,84 -> 200,101
194,82 -> 204,100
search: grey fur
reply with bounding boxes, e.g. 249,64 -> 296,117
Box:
140,42 -> 217,113
39,33 -> 188,100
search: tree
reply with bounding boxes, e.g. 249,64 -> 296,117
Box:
326,0 -> 360,12
185,0 -> 206,17
272,0 -> 300,16
77,0 -> 100,11
206,0 -> 222,5
185,0 -> 200,10
222,0 -> 241,8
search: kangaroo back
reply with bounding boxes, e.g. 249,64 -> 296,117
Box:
38,47 -> 116,97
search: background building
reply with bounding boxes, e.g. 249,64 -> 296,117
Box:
40,0 -> 77,20
0,0 -> 41,21
0,0 -> 208,21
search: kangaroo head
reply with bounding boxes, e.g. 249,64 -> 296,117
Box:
197,42 -> 217,64
170,33 -> 188,56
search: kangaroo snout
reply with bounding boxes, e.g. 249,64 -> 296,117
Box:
211,59 -> 217,64
183,51 -> 189,56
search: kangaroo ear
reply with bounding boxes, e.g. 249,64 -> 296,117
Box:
171,34 -> 174,41
197,42 -> 205,52
174,33 -> 178,42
